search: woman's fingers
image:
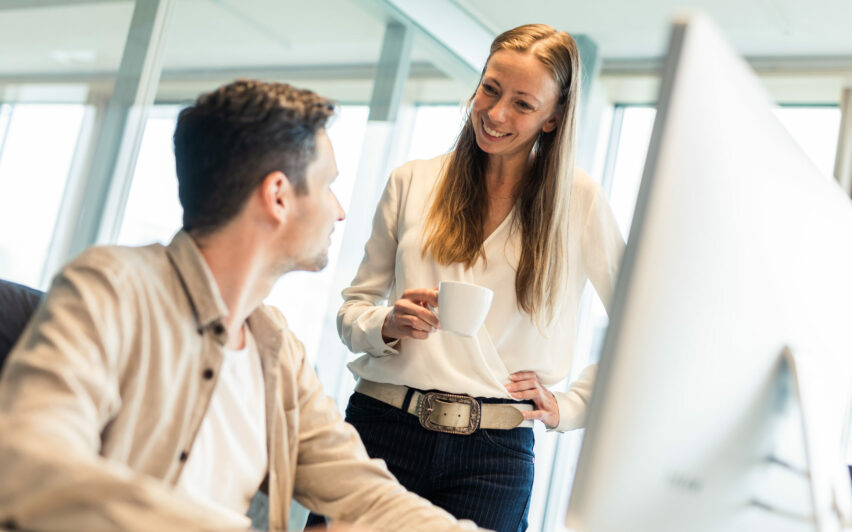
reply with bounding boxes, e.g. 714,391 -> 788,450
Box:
505,370 -> 561,428
395,298 -> 438,328
402,313 -> 435,332
508,371 -> 537,381
505,377 -> 539,392
509,389 -> 541,400
382,288 -> 440,340
401,288 -> 439,308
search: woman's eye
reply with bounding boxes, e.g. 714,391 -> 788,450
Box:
517,101 -> 533,111
482,84 -> 497,94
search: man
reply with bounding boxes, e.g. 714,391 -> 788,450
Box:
0,80 -> 482,532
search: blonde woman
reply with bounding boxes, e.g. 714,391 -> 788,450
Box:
329,25 -> 623,532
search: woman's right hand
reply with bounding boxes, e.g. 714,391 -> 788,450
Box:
381,288 -> 439,341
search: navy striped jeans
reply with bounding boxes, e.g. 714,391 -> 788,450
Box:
307,391 -> 535,532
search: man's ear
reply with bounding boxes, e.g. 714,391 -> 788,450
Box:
259,170 -> 292,223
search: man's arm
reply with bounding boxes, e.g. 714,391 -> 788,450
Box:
0,252 -> 240,532
278,318 -> 484,532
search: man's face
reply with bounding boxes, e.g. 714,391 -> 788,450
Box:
283,129 -> 345,272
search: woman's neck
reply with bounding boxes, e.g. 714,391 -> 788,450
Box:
484,151 -> 532,199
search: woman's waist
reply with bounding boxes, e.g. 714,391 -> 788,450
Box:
348,353 -> 515,399
352,378 -> 535,433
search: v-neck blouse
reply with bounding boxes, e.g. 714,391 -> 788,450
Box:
340,154 -> 624,431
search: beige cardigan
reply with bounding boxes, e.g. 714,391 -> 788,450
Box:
0,230 -> 480,532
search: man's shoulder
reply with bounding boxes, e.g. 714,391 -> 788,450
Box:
253,304 -> 303,354
63,242 -> 170,287
256,303 -> 288,329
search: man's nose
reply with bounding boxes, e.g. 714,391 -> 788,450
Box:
335,195 -> 345,222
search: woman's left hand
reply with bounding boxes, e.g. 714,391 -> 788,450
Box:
506,371 -> 560,429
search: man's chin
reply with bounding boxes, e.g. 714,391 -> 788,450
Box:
297,254 -> 329,273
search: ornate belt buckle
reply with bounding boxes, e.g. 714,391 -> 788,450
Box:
417,391 -> 481,435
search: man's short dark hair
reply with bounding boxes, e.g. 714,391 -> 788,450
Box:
173,79 -> 335,236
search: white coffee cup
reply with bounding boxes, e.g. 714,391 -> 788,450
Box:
437,281 -> 494,337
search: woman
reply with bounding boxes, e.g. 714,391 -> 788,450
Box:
336,24 -> 623,531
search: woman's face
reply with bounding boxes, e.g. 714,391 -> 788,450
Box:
471,49 -> 562,161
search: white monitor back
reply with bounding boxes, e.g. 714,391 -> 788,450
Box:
565,12 -> 852,532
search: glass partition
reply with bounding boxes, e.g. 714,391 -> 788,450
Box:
0,1 -> 134,287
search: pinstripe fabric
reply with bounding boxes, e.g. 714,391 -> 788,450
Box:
308,392 -> 535,532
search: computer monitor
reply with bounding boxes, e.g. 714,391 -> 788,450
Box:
565,13 -> 852,532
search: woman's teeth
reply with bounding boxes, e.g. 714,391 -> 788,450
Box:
483,122 -> 508,137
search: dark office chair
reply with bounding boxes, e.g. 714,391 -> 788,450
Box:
0,278 -> 43,372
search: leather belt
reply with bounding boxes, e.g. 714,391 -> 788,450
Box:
354,379 -> 534,435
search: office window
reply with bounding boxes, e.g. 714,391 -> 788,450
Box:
405,104 -> 466,161
0,104 -> 87,288
602,104 -> 842,239
116,106 -> 183,247
774,106 -> 841,178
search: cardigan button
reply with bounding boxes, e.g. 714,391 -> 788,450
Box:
203,368 -> 214,380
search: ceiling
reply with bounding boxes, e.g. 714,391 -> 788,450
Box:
458,0 -> 852,59
2,0 -> 852,72
0,0 -> 850,104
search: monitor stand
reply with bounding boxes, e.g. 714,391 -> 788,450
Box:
745,347 -> 852,532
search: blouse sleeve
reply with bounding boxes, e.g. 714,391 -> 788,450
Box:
580,182 -> 625,315
552,177 -> 625,432
337,168 -> 405,357
551,365 -> 598,431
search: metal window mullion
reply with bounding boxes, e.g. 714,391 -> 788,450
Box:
352,0 -> 482,87
368,22 -> 413,122
833,88 -> 852,196
313,22 -> 414,399
0,103 -> 13,160
575,35 -> 602,173
599,105 -> 627,197
62,0 -> 174,262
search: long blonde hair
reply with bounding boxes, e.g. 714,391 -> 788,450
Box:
421,24 -> 582,325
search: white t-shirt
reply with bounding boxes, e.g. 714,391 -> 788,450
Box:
177,327 -> 267,525
340,154 -> 625,431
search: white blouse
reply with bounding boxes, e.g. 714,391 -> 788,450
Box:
339,154 -> 624,431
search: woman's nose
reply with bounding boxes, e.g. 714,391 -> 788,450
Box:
488,97 -> 508,123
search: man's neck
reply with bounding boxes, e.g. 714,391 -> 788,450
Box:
193,225 -> 276,350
